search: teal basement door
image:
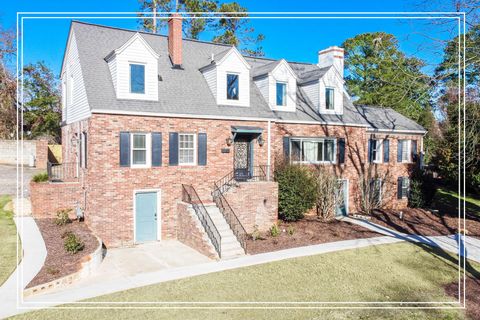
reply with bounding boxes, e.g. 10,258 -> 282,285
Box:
135,192 -> 158,242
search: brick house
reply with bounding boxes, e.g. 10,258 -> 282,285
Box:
36,17 -> 426,259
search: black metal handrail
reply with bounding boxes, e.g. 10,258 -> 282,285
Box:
212,181 -> 248,253
47,161 -> 78,182
182,184 -> 222,258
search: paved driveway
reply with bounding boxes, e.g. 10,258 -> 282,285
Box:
0,164 -> 43,196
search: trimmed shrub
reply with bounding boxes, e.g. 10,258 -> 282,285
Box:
32,172 -> 48,183
64,232 -> 84,254
54,209 -> 72,226
275,164 -> 317,221
409,168 -> 437,208
269,223 -> 280,237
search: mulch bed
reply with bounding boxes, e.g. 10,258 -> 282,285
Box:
444,276 -> 480,320
27,218 -> 99,288
370,208 -> 480,238
246,216 -> 381,255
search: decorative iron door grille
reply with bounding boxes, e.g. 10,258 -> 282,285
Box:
234,139 -> 251,181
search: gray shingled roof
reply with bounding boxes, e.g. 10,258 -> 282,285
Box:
71,21 -> 426,133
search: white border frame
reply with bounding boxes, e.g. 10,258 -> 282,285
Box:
15,11 -> 467,312
133,189 -> 162,243
178,133 -> 197,166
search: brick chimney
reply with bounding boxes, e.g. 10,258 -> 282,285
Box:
168,13 -> 182,67
318,46 -> 344,78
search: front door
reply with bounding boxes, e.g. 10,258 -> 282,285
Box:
335,180 -> 349,217
135,191 -> 158,242
233,137 -> 252,181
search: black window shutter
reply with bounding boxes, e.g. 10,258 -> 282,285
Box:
283,137 -> 290,161
198,133 -> 207,166
397,140 -> 403,162
397,177 -> 403,199
338,138 -> 345,164
119,131 -> 130,167
383,139 -> 389,163
411,140 -> 418,162
152,133 -> 162,167
169,132 -> 179,166
368,139 -> 372,163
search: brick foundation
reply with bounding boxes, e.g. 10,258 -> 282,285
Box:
177,202 -> 218,259
30,181 -> 84,219
223,181 -> 278,233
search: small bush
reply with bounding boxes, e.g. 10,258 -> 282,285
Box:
54,209 -> 72,226
32,172 -> 48,183
275,164 -> 317,221
251,225 -> 260,241
64,233 -> 84,254
287,225 -> 295,236
409,168 -> 437,208
269,223 -> 280,237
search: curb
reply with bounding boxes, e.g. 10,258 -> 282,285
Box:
23,235 -> 103,297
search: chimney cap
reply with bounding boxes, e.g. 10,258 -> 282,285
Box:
318,46 -> 344,55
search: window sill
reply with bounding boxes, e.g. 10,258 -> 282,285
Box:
292,161 -> 336,165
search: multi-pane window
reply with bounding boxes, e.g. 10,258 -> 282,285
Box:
130,64 -> 145,94
132,133 -> 147,165
401,177 -> 410,198
370,179 -> 383,204
399,140 -> 411,162
179,134 -> 196,165
371,139 -> 383,163
326,88 -> 334,110
290,138 -> 336,164
276,82 -> 287,106
226,73 -> 239,100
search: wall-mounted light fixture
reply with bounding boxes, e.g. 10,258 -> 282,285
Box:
226,136 -> 233,146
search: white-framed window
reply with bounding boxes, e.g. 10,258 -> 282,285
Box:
226,73 -> 239,100
401,177 -> 410,198
131,133 -> 151,167
276,81 -> 287,106
370,178 -> 383,204
399,140 -> 411,163
326,87 -> 334,110
129,63 -> 146,94
290,137 -> 336,164
179,133 -> 196,165
372,139 -> 383,163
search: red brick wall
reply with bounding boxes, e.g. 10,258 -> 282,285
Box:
177,202 -> 218,259
35,139 -> 48,169
223,181 -> 278,233
56,113 -> 422,247
30,181 -> 84,218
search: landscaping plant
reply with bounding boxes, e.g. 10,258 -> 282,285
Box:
54,209 -> 72,226
269,223 -> 280,237
357,168 -> 390,215
313,166 -> 342,221
275,163 -> 317,221
64,232 -> 85,254
32,172 -> 48,183
409,168 -> 437,208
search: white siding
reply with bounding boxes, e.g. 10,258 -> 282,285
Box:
202,65 -> 217,98
269,62 -> 296,112
300,81 -> 319,109
215,50 -> 250,107
62,32 -> 91,124
319,68 -> 344,115
108,58 -> 117,92
254,75 -> 269,103
113,35 -> 159,101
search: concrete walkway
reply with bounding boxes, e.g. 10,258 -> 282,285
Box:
341,216 -> 480,263
0,216 -> 47,318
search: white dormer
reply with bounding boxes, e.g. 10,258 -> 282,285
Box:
105,33 -> 159,101
318,67 -> 344,114
200,47 -> 251,107
253,59 -> 297,112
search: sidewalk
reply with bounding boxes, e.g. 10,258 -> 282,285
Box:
0,215 -> 47,318
340,216 -> 480,263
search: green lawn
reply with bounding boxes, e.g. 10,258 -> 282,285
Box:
0,195 -> 20,285
432,187 -> 480,217
12,242 -> 480,320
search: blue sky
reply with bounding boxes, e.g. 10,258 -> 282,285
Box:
1,0 -> 461,76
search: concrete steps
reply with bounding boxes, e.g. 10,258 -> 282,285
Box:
205,204 -> 245,260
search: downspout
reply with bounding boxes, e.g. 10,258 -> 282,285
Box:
267,120 -> 271,180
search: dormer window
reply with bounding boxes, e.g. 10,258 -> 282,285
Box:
130,64 -> 145,94
276,82 -> 287,106
326,88 -> 334,110
227,73 -> 239,100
